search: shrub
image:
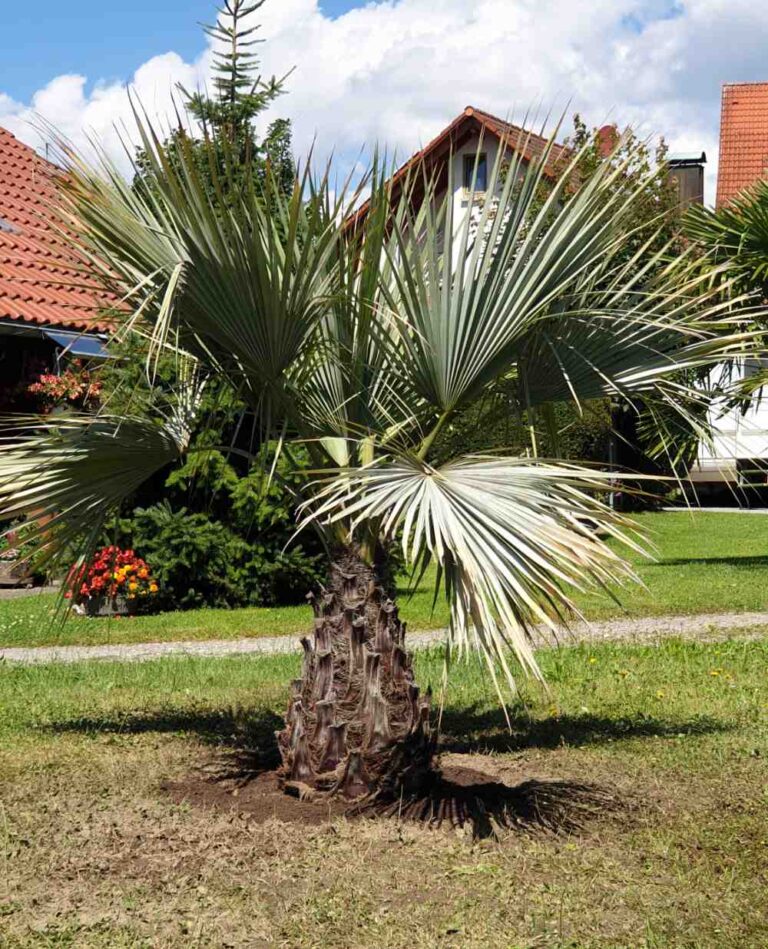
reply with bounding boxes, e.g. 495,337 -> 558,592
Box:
96,332 -> 326,610
114,499 -> 324,611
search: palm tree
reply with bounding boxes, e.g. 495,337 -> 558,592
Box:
686,179 -> 768,297
0,120 -> 757,807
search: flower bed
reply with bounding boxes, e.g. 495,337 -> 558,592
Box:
67,546 -> 159,616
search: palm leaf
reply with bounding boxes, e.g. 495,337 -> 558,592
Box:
0,411 -> 192,571
53,111 -> 358,431
301,454 -> 646,699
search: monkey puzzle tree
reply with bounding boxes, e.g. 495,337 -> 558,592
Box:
0,122 -> 757,807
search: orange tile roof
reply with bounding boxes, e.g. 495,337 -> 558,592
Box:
716,82 -> 768,208
0,126 -> 114,332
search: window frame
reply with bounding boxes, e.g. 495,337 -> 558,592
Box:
462,152 -> 488,194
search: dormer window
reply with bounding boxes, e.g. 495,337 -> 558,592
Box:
463,152 -> 488,192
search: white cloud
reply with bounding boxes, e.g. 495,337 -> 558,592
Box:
1,53 -> 203,171
3,0 -> 768,202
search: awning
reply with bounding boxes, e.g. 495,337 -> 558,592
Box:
42,329 -> 111,359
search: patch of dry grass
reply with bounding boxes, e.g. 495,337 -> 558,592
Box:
1,637 -> 767,947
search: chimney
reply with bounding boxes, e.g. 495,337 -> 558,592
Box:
597,124 -> 619,158
667,152 -> 706,208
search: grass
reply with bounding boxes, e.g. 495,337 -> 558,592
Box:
1,635 -> 767,946
3,510 -> 768,649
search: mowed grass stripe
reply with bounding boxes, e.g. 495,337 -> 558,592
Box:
3,511 -> 768,648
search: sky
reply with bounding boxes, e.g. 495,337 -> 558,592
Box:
2,0 -> 768,203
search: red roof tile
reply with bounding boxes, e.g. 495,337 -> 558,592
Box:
716,82 -> 768,208
463,106 -> 568,173
0,126 -> 114,332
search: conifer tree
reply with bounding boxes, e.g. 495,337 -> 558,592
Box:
135,0 -> 295,199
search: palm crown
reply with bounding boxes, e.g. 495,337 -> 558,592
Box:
0,117 -> 757,702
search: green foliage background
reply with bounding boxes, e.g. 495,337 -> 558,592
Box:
97,333 -> 324,609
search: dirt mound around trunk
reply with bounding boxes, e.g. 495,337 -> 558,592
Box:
165,769 -> 351,826
163,760 -> 617,838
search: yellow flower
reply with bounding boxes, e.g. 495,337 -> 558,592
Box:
709,669 -> 722,677
655,690 -> 665,699
149,583 -> 158,594
128,581 -> 138,591
588,657 -> 597,665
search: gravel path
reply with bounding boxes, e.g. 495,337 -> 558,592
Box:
0,584 -> 59,600
2,610 -> 768,666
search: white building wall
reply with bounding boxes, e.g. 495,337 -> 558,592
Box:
693,364 -> 768,483
449,137 -> 504,223
443,135 -> 528,269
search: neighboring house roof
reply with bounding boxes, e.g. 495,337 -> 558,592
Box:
0,126 -> 114,332
348,105 -> 567,228
716,82 -> 768,208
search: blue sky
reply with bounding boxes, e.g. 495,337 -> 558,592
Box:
2,0 -> 366,102
3,0 -> 768,205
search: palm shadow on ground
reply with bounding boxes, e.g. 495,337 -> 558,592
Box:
48,703 -> 729,838
649,555 -> 768,569
437,703 -> 730,755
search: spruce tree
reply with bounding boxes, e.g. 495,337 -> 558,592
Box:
134,0 -> 295,200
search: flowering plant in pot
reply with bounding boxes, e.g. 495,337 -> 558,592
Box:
66,545 -> 159,615
26,360 -> 103,414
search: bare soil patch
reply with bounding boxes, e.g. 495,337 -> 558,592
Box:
164,756 -> 620,838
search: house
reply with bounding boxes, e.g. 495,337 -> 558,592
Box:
349,105 -> 567,234
0,126 -> 113,412
689,83 -> 768,496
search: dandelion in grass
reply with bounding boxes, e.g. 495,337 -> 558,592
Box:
655,690 -> 665,699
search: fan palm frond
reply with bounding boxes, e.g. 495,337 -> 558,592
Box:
0,409 -> 193,570
302,454 -> 645,697
7,105 -> 766,703
54,112 -> 358,429
685,179 -> 768,290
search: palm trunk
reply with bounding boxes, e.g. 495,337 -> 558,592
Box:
276,546 -> 437,803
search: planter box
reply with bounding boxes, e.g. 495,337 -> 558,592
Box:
84,595 -> 140,617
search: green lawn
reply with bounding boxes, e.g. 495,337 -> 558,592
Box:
3,511 -> 768,649
1,635 -> 767,946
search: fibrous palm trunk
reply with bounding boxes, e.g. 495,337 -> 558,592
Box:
276,547 -> 436,803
